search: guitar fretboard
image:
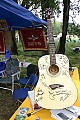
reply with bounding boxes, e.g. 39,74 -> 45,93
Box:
47,19 -> 56,65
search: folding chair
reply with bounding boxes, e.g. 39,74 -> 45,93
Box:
0,62 -> 6,77
2,50 -> 11,63
5,49 -> 11,60
12,73 -> 38,103
0,57 -> 20,93
18,73 -> 37,88
18,64 -> 39,87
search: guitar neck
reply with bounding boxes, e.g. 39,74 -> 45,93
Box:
47,19 -> 56,65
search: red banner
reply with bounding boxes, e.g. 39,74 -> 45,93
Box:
20,28 -> 47,51
0,31 -> 5,53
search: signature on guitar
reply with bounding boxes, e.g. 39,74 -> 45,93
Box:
49,88 -> 71,101
49,84 -> 71,101
35,8 -> 78,109
36,80 -> 71,103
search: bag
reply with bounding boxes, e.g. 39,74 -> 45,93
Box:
27,64 -> 39,77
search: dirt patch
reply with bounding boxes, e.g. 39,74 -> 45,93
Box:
0,89 -> 19,120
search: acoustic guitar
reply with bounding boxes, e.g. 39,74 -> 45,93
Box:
35,8 -> 78,109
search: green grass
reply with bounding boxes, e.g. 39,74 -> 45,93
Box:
0,41 -> 80,76
65,42 -> 80,73
18,41 -> 80,75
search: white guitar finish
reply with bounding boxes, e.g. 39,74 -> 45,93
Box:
35,8 -> 78,109
35,54 -> 78,109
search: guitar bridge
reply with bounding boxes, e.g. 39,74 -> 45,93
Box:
49,84 -> 64,90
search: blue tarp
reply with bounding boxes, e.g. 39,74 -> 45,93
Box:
0,0 -> 47,30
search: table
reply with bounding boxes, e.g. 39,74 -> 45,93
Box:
10,67 -> 80,120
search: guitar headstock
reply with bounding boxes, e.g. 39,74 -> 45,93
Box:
45,8 -> 53,19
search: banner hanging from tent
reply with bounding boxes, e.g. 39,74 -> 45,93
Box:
20,28 -> 47,51
0,31 -> 5,53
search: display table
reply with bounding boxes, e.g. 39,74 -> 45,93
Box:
10,67 -> 80,120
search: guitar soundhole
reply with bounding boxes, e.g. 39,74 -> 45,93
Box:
49,64 -> 59,75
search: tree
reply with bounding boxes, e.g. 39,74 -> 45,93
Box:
57,0 -> 70,54
68,23 -> 80,39
57,0 -> 80,54
13,0 -> 80,55
68,0 -> 80,39
70,0 -> 80,24
19,0 -> 60,20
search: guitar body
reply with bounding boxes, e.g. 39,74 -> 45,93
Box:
35,54 -> 78,109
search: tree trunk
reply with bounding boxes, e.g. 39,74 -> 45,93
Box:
57,0 -> 70,54
11,31 -> 18,55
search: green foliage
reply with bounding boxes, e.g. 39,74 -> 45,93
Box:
68,23 -> 80,38
52,22 -> 62,35
55,40 -> 80,73
65,42 -> 80,73
17,43 -> 42,57
20,0 -> 61,20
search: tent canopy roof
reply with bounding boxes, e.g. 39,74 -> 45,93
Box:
0,0 -> 47,30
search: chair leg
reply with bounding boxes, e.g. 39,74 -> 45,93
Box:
13,99 -> 22,107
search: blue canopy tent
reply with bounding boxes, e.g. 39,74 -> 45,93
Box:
0,0 -> 47,30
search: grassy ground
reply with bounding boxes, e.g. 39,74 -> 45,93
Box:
17,41 -> 80,74
0,40 -> 80,120
65,41 -> 80,73
1,41 -> 80,73
0,90 -> 18,120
